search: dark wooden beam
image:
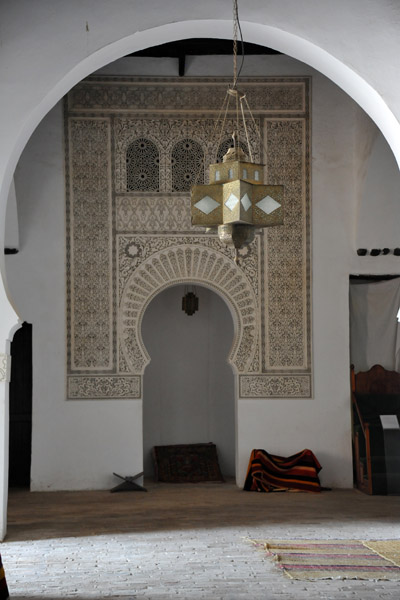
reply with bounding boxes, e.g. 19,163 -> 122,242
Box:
128,38 -> 281,58
178,54 -> 186,77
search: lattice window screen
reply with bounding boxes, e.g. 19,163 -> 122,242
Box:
171,139 -> 204,192
126,138 -> 160,192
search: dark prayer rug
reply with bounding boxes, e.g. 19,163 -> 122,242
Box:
153,443 -> 224,483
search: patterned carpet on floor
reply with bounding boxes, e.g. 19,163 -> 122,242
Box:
248,539 -> 400,580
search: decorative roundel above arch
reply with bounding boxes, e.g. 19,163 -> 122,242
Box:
119,244 -> 258,376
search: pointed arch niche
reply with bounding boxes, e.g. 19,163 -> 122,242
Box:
141,284 -> 235,478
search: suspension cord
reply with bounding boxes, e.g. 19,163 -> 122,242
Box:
233,0 -> 238,88
240,94 -> 253,162
243,94 -> 266,163
232,0 -> 245,88
215,91 -> 233,163
193,0 -> 249,187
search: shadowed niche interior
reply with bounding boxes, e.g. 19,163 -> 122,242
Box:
141,284 -> 235,481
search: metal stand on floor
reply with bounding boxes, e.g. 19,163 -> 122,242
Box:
110,471 -> 147,493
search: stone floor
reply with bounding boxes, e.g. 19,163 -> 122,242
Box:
1,482 -> 400,599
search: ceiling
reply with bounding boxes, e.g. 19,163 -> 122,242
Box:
129,38 -> 282,76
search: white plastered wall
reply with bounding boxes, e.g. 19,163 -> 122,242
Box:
5,53 -> 398,490
6,103 -> 144,490
355,112 -> 400,252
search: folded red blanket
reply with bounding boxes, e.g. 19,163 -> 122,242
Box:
244,448 -> 322,493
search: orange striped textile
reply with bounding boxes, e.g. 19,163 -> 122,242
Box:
243,448 -> 322,493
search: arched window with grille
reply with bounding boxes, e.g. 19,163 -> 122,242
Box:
126,138 -> 160,192
171,139 -> 204,192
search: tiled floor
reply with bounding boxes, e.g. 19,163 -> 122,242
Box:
2,482 -> 400,599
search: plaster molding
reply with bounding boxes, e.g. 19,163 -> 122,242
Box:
0,353 -> 10,383
68,375 -> 141,399
240,374 -> 311,398
68,77 -> 306,115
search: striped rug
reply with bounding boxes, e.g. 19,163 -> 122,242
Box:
243,449 -> 322,493
249,539 -> 400,580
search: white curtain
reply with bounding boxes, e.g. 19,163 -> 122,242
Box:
349,278 -> 400,372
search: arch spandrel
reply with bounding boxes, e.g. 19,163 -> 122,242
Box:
119,244 -> 258,376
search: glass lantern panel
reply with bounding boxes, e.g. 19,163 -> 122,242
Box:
225,193 -> 239,211
194,196 -> 219,214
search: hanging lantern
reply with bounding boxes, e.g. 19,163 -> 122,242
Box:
182,288 -> 199,316
191,143 -> 283,257
190,1 -> 284,264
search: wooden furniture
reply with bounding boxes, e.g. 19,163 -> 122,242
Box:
351,364 -> 400,494
110,472 -> 147,493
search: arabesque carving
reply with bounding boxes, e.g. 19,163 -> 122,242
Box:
119,244 -> 258,375
0,353 -> 9,383
240,374 -> 311,398
65,77 -> 311,400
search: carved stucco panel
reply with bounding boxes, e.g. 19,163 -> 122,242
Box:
67,117 -> 113,372
118,242 -> 259,375
68,376 -> 141,399
65,77 -> 311,399
0,353 -> 10,383
263,118 -> 311,372
68,79 -> 306,114
116,195 -> 203,233
240,374 -> 312,398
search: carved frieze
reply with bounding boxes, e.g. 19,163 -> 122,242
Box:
240,374 -> 312,398
68,376 -> 141,399
68,78 -> 306,114
116,195 -> 202,233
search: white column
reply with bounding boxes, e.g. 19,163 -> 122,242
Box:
0,350 -> 11,541
0,279 -> 20,540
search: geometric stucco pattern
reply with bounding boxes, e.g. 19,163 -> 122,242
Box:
240,374 -> 311,398
65,77 -> 311,399
68,78 -> 306,114
0,353 -> 10,383
262,119 -> 311,372
67,118 -> 113,372
118,239 -> 259,376
116,195 -> 203,233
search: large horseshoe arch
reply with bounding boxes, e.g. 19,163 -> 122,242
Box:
119,244 -> 258,386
